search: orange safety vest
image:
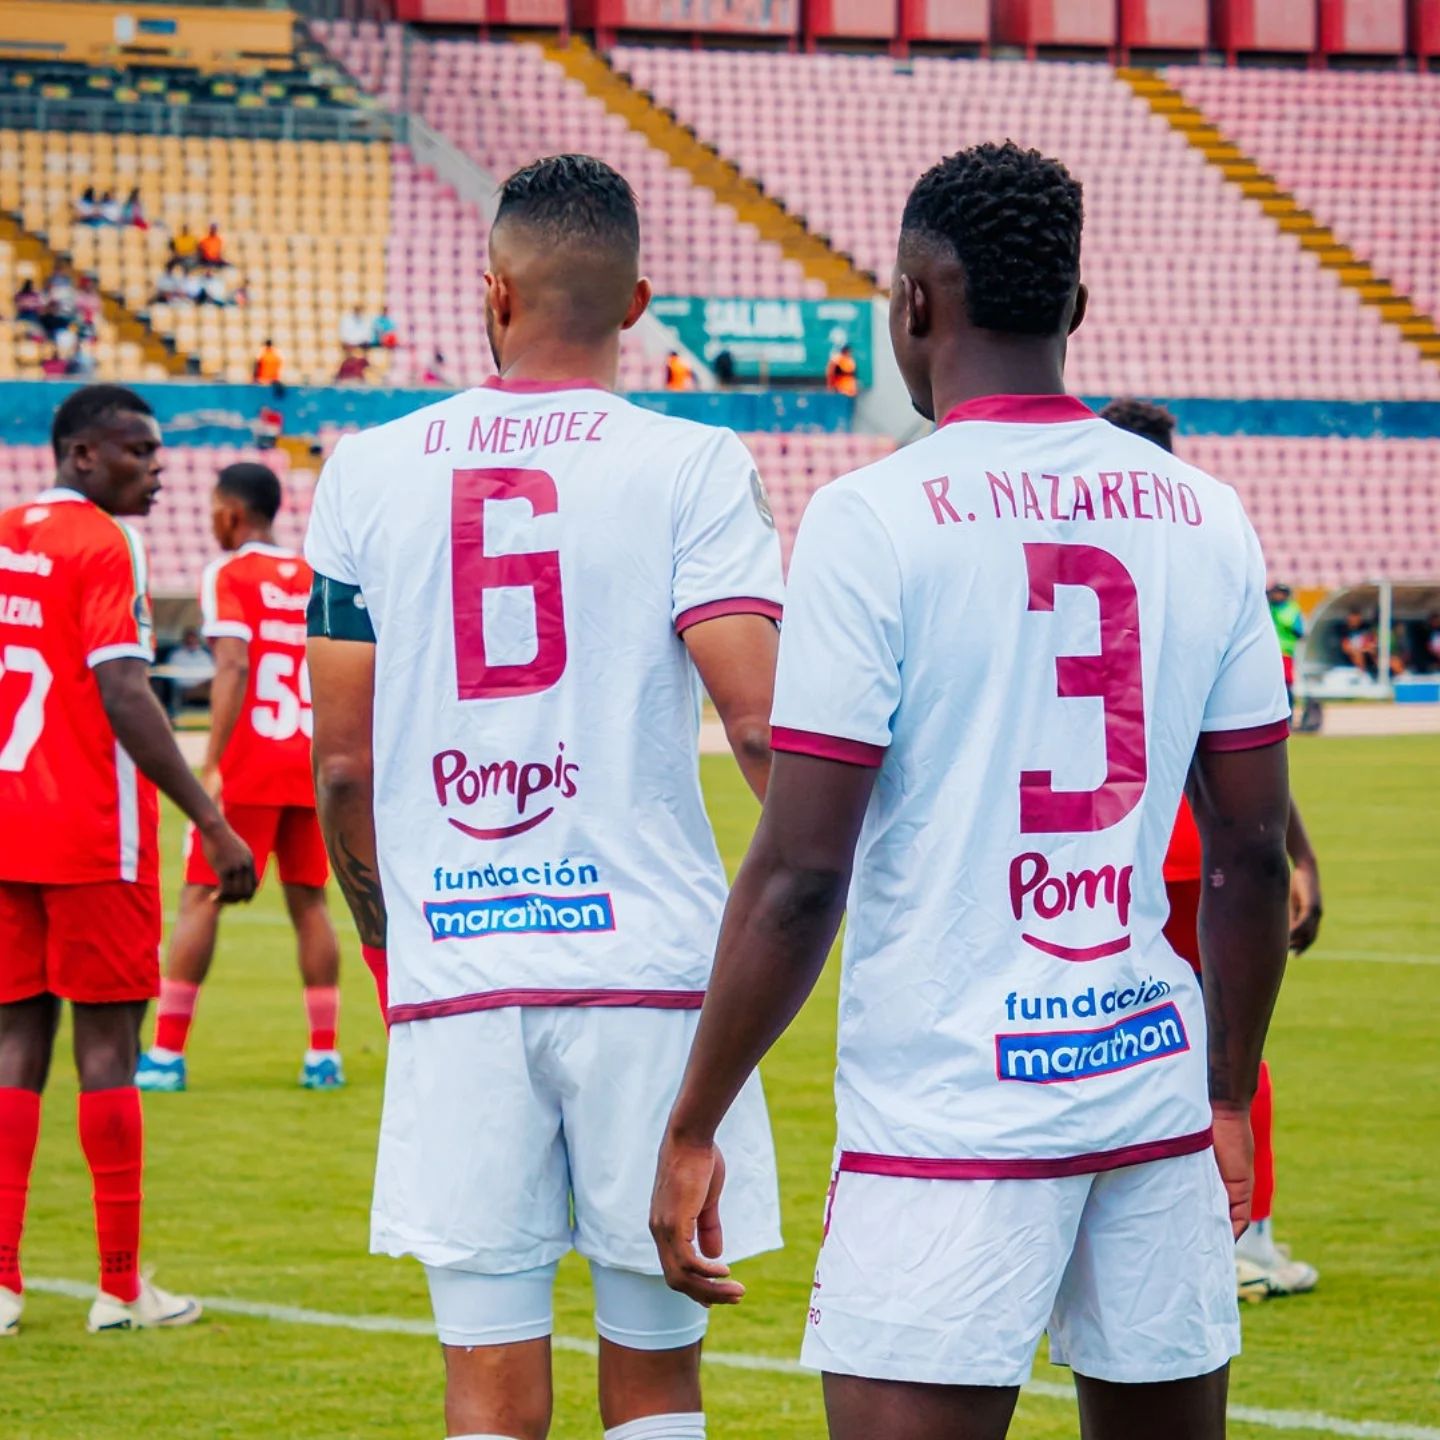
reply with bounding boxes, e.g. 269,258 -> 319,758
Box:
254,347 -> 283,384
665,354 -> 692,390
827,351 -> 858,397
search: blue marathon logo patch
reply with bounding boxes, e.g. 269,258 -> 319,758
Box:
423,893 -> 615,940
995,1001 -> 1189,1084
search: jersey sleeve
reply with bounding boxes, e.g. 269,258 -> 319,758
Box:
82,521 -> 154,667
200,558 -> 252,642
770,483 -> 902,766
671,429 -> 784,634
304,438 -> 360,587
1198,506 -> 1291,751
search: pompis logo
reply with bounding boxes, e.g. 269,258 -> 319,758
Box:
431,743 -> 579,841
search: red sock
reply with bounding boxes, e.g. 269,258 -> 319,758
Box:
0,1088 -> 42,1295
77,1088 -> 143,1304
304,985 -> 340,1052
1251,1058 -> 1275,1223
360,945 -> 389,1025
152,977 -> 200,1055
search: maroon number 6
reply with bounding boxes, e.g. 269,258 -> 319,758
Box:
451,467 -> 567,700
1020,542 -> 1146,834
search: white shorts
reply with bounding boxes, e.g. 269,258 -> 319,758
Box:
801,1149 -> 1240,1387
373,1005 -> 783,1275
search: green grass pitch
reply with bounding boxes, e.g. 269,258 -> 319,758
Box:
2,735 -> 1437,1438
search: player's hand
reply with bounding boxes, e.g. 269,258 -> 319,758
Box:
650,1132 -> 743,1307
200,818 -> 257,904
1211,1102 -> 1254,1240
1288,860 -> 1323,954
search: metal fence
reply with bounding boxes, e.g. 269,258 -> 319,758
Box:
0,93 -> 401,142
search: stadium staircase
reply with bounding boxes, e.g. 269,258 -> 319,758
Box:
0,211 -> 187,378
543,38 -> 876,301
1117,67 -> 1440,369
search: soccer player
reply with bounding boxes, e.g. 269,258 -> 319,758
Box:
1102,398 -> 1323,1300
0,385 -> 256,1337
136,462 -> 343,1093
652,142 -> 1292,1440
305,155 -> 783,1440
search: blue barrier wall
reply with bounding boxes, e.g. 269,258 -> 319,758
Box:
0,380 -> 1436,443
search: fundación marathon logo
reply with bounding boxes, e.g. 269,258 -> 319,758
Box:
424,893 -> 615,941
995,1001 -> 1190,1085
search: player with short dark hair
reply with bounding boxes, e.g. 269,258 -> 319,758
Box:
306,154 -> 783,1440
137,461 -> 343,1095
653,142 -> 1293,1440
1101,396 -> 1322,1301
0,385 -> 256,1337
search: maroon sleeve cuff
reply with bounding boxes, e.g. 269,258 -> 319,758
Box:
674,597 -> 783,635
772,725 -> 887,767
1197,719 -> 1290,753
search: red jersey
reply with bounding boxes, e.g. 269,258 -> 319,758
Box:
1163,797 -> 1202,884
200,541 -> 315,807
0,489 -> 159,885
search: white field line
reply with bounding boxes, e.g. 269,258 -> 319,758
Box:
208,909 -> 1440,971
26,1278 -> 1440,1440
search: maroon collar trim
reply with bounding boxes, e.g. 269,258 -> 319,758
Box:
940,394 -> 1096,426
484,376 -> 608,395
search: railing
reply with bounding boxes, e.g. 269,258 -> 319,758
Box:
0,92 -> 401,141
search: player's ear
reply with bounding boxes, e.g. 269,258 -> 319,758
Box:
1067,283 -> 1088,337
622,276 -> 652,331
903,274 -> 930,339
484,269 -> 512,329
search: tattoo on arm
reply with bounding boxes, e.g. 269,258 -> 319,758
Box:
332,832 -> 387,949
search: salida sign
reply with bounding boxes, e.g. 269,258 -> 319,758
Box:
651,296 -> 873,386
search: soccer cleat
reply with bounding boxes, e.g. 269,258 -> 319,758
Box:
86,1277 -> 202,1332
134,1051 -> 187,1093
0,1287 -> 21,1337
1236,1243 -> 1319,1302
299,1052 -> 346,1090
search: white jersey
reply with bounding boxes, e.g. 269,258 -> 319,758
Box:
305,378 -> 782,1022
771,393 -> 1289,1178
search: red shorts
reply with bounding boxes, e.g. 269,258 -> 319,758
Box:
185,804 -> 329,890
0,878 -> 162,1004
1282,654 -> 1295,686
1163,878 -> 1202,975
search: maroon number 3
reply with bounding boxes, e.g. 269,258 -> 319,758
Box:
451,467 -> 567,699
1020,542 -> 1146,834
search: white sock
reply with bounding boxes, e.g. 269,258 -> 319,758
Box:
604,1414 -> 706,1440
1236,1217 -> 1277,1261
149,1047 -> 183,1063
304,1048 -> 340,1065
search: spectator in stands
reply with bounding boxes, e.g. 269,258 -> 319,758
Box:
1423,613 -> 1440,674
335,347 -> 370,384
253,338 -> 284,386
74,186 -> 100,226
338,306 -> 373,351
713,348 -> 736,385
1339,607 -> 1378,678
156,628 -> 215,718
420,349 -> 449,386
254,402 -> 284,450
38,265 -> 76,341
1388,620 -> 1413,677
98,191 -> 123,226
121,187 -> 149,231
170,224 -> 200,269
197,266 -> 232,307
74,273 -> 101,337
825,341 -> 859,396
66,338 -> 97,378
198,223 -> 226,267
371,307 -> 398,350
664,350 -> 693,389
12,277 -> 42,328
38,344 -> 68,378
151,259 -> 187,308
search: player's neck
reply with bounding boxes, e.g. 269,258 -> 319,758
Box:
926,339 -> 1068,423
232,524 -> 275,551
494,335 -> 619,391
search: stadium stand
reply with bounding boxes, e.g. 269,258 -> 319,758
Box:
612,47 -> 1440,400
6,427 -> 1405,599
312,23 -> 820,300
0,443 -> 312,595
1167,66 -> 1440,326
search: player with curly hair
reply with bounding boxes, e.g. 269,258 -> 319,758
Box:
653,142 -> 1294,1440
